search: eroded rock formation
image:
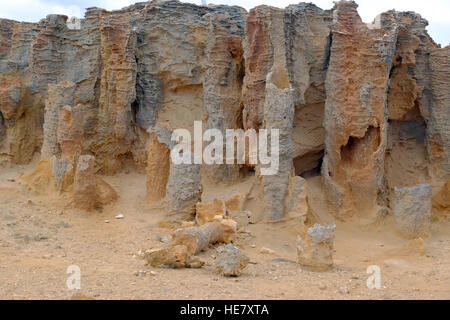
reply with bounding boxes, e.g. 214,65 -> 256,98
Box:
1,0 -> 449,229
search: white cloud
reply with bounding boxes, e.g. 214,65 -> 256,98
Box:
205,0 -> 450,45
96,0 -> 133,10
50,4 -> 82,18
0,0 -> 82,21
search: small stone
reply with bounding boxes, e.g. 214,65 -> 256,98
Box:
259,247 -> 275,255
187,256 -> 205,269
115,214 -> 124,219
339,286 -> 350,294
155,235 -> 171,244
134,270 -> 146,277
71,293 -> 95,300
34,234 -> 48,241
59,221 -> 69,228
105,220 -> 110,223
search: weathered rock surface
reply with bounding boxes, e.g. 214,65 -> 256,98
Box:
73,155 -> 98,210
0,1 -> 449,231
322,2 -> 398,219
433,179 -> 450,214
392,184 -> 432,238
285,175 -> 309,219
145,244 -> 189,269
215,244 -> 250,277
297,223 -> 335,271
171,217 -> 237,255
195,199 -> 226,226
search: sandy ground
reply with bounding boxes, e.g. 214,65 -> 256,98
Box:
1,161 -> 450,300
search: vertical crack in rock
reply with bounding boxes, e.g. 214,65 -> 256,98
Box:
322,1 -> 398,218
284,3 -> 332,177
202,8 -> 246,182
0,0 -> 448,228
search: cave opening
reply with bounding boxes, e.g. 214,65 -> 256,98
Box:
294,149 -> 325,178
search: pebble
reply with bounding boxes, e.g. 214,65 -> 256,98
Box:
155,235 -> 171,243
59,221 -> 69,228
339,286 -> 350,294
115,214 -> 124,219
105,220 -> 110,223
260,247 -> 275,255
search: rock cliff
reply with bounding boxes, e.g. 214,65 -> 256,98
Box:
0,0 -> 448,225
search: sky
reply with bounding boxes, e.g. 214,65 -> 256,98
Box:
0,0 -> 448,46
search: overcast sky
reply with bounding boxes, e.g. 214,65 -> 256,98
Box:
0,0 -> 448,46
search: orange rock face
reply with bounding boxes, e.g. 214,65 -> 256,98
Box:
0,1 -> 448,225
323,2 -> 398,218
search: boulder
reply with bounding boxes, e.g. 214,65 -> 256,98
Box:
392,184 -> 432,238
297,223 -> 336,271
171,217 -> 237,255
215,244 -> 250,277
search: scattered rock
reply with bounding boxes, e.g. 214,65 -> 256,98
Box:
144,244 -> 204,269
155,235 -> 172,244
59,221 -> 69,228
144,245 -> 189,269
186,255 -> 205,269
297,223 -> 336,271
272,257 -> 297,264
33,234 -> 48,241
259,247 -> 276,255
71,293 -> 95,300
339,286 -> 350,294
195,199 -> 225,226
171,217 -> 237,255
215,244 -> 250,277
115,214 -> 124,219
392,184 -> 432,238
